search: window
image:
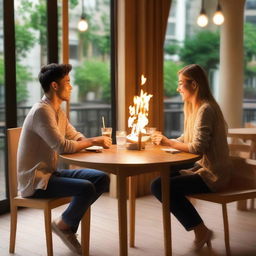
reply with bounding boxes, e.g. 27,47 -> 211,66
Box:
163,0 -> 220,137
244,1 -> 256,126
246,0 -> 256,9
14,0 -> 47,125
0,0 -> 6,202
60,0 -> 112,137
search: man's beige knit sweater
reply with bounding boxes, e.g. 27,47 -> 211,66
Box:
17,96 -> 84,197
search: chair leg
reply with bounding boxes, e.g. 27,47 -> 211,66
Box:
250,198 -> 255,210
9,204 -> 18,253
44,208 -> 53,256
81,207 -> 91,256
222,204 -> 231,256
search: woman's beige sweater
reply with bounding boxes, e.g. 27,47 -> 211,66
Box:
178,103 -> 232,192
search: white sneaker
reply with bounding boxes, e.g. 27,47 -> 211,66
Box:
52,220 -> 82,255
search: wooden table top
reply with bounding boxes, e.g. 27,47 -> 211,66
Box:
228,128 -> 256,135
228,128 -> 256,140
60,145 -> 200,175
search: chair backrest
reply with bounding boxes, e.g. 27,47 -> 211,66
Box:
228,137 -> 253,159
228,156 -> 256,190
8,127 -> 22,199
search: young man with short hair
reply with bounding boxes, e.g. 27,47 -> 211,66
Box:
17,63 -> 112,255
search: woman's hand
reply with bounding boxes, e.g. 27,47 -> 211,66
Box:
160,135 -> 171,146
151,132 -> 163,145
151,132 -> 175,147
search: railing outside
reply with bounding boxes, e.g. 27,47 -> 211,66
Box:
0,100 -> 256,138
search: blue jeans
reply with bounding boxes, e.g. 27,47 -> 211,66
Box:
151,163 -> 211,231
31,169 -> 110,233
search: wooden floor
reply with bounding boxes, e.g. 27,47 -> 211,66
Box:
0,194 -> 256,256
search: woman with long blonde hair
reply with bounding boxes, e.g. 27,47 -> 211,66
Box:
151,64 -> 231,250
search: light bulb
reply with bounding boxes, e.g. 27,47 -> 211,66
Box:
213,3 -> 224,26
197,13 -> 208,27
213,11 -> 224,25
78,18 -> 88,32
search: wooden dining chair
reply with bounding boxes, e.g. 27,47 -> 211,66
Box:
228,135 -> 256,209
8,127 -> 91,256
228,137 -> 253,159
189,157 -> 256,256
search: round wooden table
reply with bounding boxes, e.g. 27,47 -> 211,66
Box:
60,145 -> 200,256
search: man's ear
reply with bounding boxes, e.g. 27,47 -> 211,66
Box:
51,81 -> 58,91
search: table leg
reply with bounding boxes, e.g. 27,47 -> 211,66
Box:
161,168 -> 172,256
129,176 -> 137,247
81,207 -> 90,256
117,173 -> 128,256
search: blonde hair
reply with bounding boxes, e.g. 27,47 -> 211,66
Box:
178,64 -> 227,143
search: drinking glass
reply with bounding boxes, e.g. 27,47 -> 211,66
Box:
145,127 -> 156,149
116,130 -> 127,149
101,127 -> 112,138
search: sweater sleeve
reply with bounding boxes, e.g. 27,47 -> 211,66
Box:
176,134 -> 184,142
33,107 -> 79,154
64,113 -> 85,141
188,105 -> 214,154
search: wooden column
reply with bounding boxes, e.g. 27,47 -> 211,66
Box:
62,0 -> 69,64
47,0 -> 58,63
62,0 -> 70,118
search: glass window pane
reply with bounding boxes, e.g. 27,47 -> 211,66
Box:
59,0 -> 112,137
0,0 -> 6,200
15,0 -> 47,126
163,0 -> 220,138
243,1 -> 256,127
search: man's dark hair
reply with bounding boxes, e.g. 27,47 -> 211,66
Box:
38,63 -> 72,93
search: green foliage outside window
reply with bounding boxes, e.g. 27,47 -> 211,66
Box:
164,61 -> 182,97
0,58 -> 32,103
179,30 -> 220,74
74,60 -> 110,102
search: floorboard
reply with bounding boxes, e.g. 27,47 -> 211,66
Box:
0,194 -> 256,256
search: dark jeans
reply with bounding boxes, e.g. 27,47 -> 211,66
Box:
151,163 -> 211,231
31,168 -> 110,233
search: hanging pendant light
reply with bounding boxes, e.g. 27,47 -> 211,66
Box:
78,0 -> 88,32
213,2 -> 225,25
197,0 -> 208,27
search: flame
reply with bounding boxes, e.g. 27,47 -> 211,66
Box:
141,74 -> 147,86
127,74 -> 152,142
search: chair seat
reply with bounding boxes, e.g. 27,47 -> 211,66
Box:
191,189 -> 256,204
13,196 -> 72,209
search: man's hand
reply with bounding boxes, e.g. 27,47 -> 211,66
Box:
93,136 -> 112,149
